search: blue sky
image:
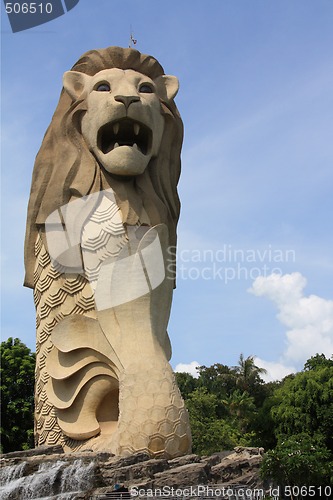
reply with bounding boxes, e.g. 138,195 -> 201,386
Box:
1,0 -> 333,381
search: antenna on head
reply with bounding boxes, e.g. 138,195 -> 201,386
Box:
129,25 -> 137,48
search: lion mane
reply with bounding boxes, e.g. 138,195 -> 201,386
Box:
24,46 -> 183,288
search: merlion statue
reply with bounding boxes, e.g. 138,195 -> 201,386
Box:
24,46 -> 191,457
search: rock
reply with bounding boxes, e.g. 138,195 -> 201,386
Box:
153,462 -> 208,488
0,445 -> 64,459
104,451 -> 150,469
211,459 -> 244,483
216,469 -> 264,490
211,450 -> 263,486
234,446 -> 264,457
101,458 -> 169,484
200,453 -> 222,469
0,446 -> 267,498
168,454 -> 201,467
210,450 -> 234,460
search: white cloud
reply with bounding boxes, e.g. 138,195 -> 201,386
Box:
248,272 -> 333,379
254,357 -> 296,383
174,361 -> 200,378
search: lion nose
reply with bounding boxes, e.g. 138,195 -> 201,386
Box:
114,95 -> 140,110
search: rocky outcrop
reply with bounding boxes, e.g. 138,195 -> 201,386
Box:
0,447 -> 266,499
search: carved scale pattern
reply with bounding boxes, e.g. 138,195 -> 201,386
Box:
33,232 -> 97,449
81,193 -> 128,291
33,193 -> 129,450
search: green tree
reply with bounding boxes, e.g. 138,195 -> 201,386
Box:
183,357 -> 269,453
235,354 -> 267,405
271,355 -> 333,453
0,338 -> 35,453
197,363 -> 238,398
175,371 -> 198,399
304,353 -> 333,371
250,381 -> 281,450
186,387 -> 218,421
185,387 -> 241,455
196,363 -> 238,417
222,389 -> 256,433
261,434 -> 333,493
260,354 -> 333,491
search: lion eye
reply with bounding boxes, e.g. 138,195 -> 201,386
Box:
96,83 -> 110,92
139,83 -> 153,94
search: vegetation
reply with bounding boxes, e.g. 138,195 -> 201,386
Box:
176,353 -> 333,489
1,337 -> 332,489
176,354 -> 271,454
0,337 -> 35,453
260,354 -> 333,492
261,434 -> 333,491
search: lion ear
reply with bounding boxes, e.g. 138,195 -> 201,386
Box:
63,71 -> 90,100
155,75 -> 179,101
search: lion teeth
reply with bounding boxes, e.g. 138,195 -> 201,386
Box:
113,123 -> 120,135
114,142 -> 120,149
133,143 -> 139,150
134,123 -> 140,136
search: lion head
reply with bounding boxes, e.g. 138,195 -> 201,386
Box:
24,47 -> 183,288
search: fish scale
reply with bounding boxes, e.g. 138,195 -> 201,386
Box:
32,195 -> 129,450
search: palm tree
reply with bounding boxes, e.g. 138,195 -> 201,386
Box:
222,389 -> 256,433
235,354 -> 267,392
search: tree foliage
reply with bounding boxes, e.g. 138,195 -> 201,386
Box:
270,355 -> 333,453
260,354 -> 333,489
179,354 -> 267,455
0,337 -> 35,453
175,371 -> 197,399
185,387 -> 243,455
177,353 -> 333,489
261,434 -> 333,492
222,389 -> 256,433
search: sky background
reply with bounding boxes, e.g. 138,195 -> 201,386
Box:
1,0 -> 333,381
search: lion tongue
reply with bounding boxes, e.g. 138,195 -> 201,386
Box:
112,142 -> 140,152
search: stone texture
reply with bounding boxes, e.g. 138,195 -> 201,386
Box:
167,453 -> 201,467
24,46 -> 191,457
153,462 -> 209,488
0,447 -> 267,499
210,448 -> 265,487
2,445 -> 64,459
101,458 -> 169,484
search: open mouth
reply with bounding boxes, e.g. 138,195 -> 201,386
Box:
98,118 -> 152,155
